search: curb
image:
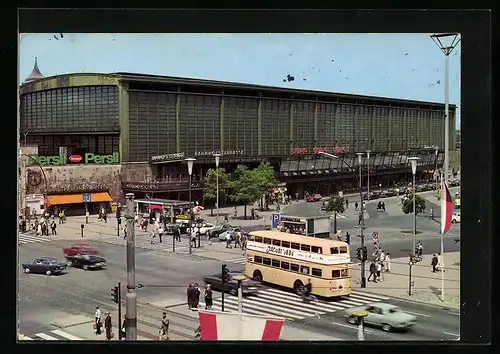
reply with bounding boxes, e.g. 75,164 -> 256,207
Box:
50,319 -> 94,329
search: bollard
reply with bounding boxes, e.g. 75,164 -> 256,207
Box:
81,224 -> 84,237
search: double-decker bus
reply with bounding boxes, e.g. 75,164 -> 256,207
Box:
244,230 -> 351,298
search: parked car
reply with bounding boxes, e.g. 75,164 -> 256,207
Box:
344,303 -> 417,332
66,251 -> 107,270
203,271 -> 261,296
22,257 -> 67,276
385,188 -> 398,197
379,190 -> 389,198
199,223 -> 215,235
306,194 -> 322,202
208,223 -> 233,239
452,212 -> 460,223
371,190 -> 382,199
63,243 -> 99,257
218,227 -> 244,241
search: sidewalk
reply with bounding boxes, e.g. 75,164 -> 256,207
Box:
351,252 -> 460,309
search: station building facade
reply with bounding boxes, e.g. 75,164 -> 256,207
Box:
19,62 -> 456,214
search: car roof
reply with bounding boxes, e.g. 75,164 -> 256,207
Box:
38,257 -> 57,261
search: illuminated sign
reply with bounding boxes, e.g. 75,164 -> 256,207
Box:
194,150 -> 244,157
27,153 -> 120,166
291,148 -> 308,154
151,152 -> 185,162
312,147 -> 327,153
281,216 -> 305,223
246,241 -> 350,265
332,147 -> 346,153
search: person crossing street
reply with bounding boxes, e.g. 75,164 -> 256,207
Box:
159,312 -> 170,340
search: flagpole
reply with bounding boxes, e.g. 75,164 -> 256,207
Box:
440,173 -> 445,301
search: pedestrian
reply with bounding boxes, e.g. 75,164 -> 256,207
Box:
175,226 -> 181,242
241,232 -> 247,251
381,202 -> 386,212
367,262 -> 377,283
51,221 -> 57,235
159,312 -> 169,340
158,225 -> 164,243
376,261 -> 383,281
103,212 -> 108,223
123,226 -> 127,240
385,253 -> 391,273
354,201 -> 359,211
431,254 -> 438,273
430,207 -> 434,220
134,213 -> 139,226
345,199 -> 349,209
225,232 -> 232,248
234,230 -> 242,248
345,232 -> 350,245
104,311 -> 112,340
416,241 -> 423,257
187,284 -> 193,309
193,283 -> 201,309
150,230 -> 155,245
94,306 -> 102,335
204,284 -> 213,310
377,201 -> 382,211
379,249 -> 386,264
58,210 -> 64,224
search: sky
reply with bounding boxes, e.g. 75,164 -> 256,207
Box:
19,33 -> 461,129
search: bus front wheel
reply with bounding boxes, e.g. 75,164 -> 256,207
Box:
253,270 -> 263,283
294,280 -> 304,295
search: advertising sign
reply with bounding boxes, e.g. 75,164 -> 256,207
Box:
151,152 -> 185,162
27,152 -> 120,166
194,150 -> 244,157
271,213 -> 281,229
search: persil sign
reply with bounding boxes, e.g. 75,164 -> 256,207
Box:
27,152 -> 120,166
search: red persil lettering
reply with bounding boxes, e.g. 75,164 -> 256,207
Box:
68,155 -> 82,163
312,147 -> 327,153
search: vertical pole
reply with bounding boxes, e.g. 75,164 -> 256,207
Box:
125,193 -> 137,340
435,149 -> 439,192
237,280 -> 243,313
118,282 -> 122,340
442,53 -> 450,302
357,317 -> 365,341
367,158 -> 370,201
189,174 -> 192,255
413,172 -> 416,254
408,260 -> 412,296
216,169 -> 219,222
221,265 -> 225,312
359,163 -> 366,288
85,203 -> 89,224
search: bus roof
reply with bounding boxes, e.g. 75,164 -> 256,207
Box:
249,230 -> 348,248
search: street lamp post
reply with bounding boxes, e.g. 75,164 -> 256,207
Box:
185,158 -> 196,255
319,151 -> 366,288
366,150 -> 371,201
408,157 -> 420,254
434,147 -> 439,192
214,154 -> 221,223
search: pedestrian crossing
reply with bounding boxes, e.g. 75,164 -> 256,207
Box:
19,329 -> 83,341
18,234 -> 53,245
95,235 -> 202,253
199,288 -> 390,320
224,257 -> 247,265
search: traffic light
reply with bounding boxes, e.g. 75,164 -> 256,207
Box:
111,285 -> 119,303
356,248 -> 362,261
362,247 -> 368,261
222,264 -> 230,280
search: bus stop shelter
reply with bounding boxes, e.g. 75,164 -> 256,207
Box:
134,198 -> 190,224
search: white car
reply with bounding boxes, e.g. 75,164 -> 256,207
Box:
452,212 -> 460,223
199,223 -> 215,235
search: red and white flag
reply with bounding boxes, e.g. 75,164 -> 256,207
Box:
190,205 -> 204,214
198,310 -> 285,341
440,180 -> 453,234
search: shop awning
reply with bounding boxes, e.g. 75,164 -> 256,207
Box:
47,192 -> 112,206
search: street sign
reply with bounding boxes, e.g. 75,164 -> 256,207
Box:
271,213 -> 281,229
372,232 -> 379,241
83,193 -> 91,203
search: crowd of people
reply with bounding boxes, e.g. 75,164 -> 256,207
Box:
187,283 -> 213,310
367,245 -> 391,283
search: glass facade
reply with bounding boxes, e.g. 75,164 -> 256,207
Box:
20,86 -> 119,134
25,134 -> 120,157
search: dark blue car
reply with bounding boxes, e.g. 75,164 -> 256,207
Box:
22,257 -> 67,276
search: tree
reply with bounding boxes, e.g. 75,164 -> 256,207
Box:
402,195 -> 427,215
229,165 -> 260,220
203,168 -> 230,216
325,196 -> 346,235
252,161 -> 279,208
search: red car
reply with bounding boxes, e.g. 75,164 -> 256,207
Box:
306,194 -> 322,202
63,243 -> 99,257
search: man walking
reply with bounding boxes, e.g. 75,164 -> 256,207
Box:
367,261 -> 377,283
204,284 -> 213,310
158,225 -> 164,243
104,311 -> 112,340
159,312 -> 169,340
225,232 -> 232,249
51,221 -> 57,235
234,230 -> 242,248
431,254 -> 438,273
94,306 -> 102,335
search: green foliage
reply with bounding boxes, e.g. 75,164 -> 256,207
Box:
325,196 -> 346,214
203,168 -> 230,202
253,161 -> 279,196
402,195 -> 427,215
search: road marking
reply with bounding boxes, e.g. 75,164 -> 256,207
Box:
444,332 -> 460,337
403,311 -> 430,318
51,329 -> 83,340
351,291 -> 390,301
19,335 -> 33,340
330,321 -> 374,333
35,333 -> 59,340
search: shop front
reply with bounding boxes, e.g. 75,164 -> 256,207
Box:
46,191 -> 114,216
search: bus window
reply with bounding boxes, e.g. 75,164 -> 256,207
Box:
311,246 -> 322,254
255,236 -> 263,243
291,242 -> 300,250
264,238 -> 272,244
290,263 -> 300,272
331,247 -> 339,254
272,239 -> 281,246
282,241 -> 290,248
271,259 -> 280,268
312,268 -> 322,276
254,256 -> 263,264
339,246 -> 348,253
300,265 -> 310,275
332,270 -> 341,278
301,244 -> 311,252
281,261 -> 290,270
341,269 -> 348,277
263,257 -> 271,266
